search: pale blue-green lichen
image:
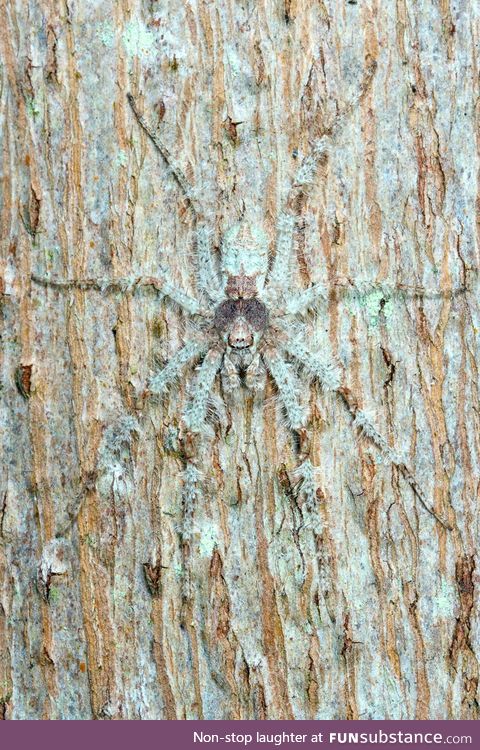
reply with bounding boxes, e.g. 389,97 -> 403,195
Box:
197,522 -> 218,557
346,288 -> 397,332
115,150 -> 128,167
98,21 -> 115,48
122,19 -> 157,59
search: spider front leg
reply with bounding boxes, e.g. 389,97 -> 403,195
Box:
265,213 -> 296,303
263,60 -> 377,311
279,59 -> 377,209
31,272 -> 207,317
196,225 -> 224,303
127,93 -> 203,219
282,278 -> 472,318
147,273 -> 206,316
283,283 -> 329,316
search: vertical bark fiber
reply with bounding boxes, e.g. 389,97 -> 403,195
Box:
1,0 -> 479,720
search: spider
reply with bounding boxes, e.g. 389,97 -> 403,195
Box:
32,60 -> 453,540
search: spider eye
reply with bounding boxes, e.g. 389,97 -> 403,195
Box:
242,299 -> 268,331
213,300 -> 238,331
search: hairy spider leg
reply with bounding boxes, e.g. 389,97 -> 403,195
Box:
282,334 -> 342,391
149,340 -> 211,395
127,93 -> 203,220
196,225 -> 224,303
221,353 -> 241,395
31,274 -> 122,292
264,61 -> 377,305
328,278 -> 473,299
151,274 -> 205,315
128,94 -> 224,304
338,387 -> 452,530
31,273 -> 206,316
265,213 -> 297,297
281,333 -> 451,529
262,347 -> 308,430
282,279 -> 471,316
244,351 -> 267,393
180,461 -> 202,601
261,344 -> 319,512
283,282 -> 330,315
287,59 -> 377,198
182,347 -> 224,432
294,459 -> 317,513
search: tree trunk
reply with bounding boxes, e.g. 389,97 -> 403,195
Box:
1,0 -> 479,721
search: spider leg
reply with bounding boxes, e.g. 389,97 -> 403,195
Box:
127,93 -> 203,220
330,277 -> 473,301
148,274 -> 206,316
265,213 -> 296,298
262,346 -> 321,514
128,94 -> 227,305
285,60 -> 377,206
262,347 -> 308,430
196,225 -> 224,302
338,386 -> 452,530
182,347 -> 224,432
280,331 -> 450,529
265,63 -> 376,305
179,460 -> 202,602
282,282 -> 330,316
149,340 -> 211,396
221,352 -> 241,396
244,351 -> 267,394
31,273 -> 207,317
274,274 -> 472,319
281,333 -> 342,391
293,459 -> 318,513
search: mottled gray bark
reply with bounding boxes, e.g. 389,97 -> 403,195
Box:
1,0 -> 479,720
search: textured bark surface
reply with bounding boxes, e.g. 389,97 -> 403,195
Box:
1,0 -> 479,720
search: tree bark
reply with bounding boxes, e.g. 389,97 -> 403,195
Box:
1,0 -> 479,720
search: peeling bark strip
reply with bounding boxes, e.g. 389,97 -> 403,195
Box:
1,0 -> 479,720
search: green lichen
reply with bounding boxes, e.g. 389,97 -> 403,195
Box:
122,19 -> 156,59
48,587 -> 61,604
99,21 -> 115,48
173,564 -> 184,580
115,150 -> 128,167
84,533 -> 96,548
382,297 -> 396,331
198,522 -> 218,557
346,288 -> 398,333
43,245 -> 61,264
25,97 -> 40,119
430,579 -> 456,618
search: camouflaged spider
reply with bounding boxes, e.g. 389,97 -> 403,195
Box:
32,61 -> 452,532
125,68 -> 452,532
